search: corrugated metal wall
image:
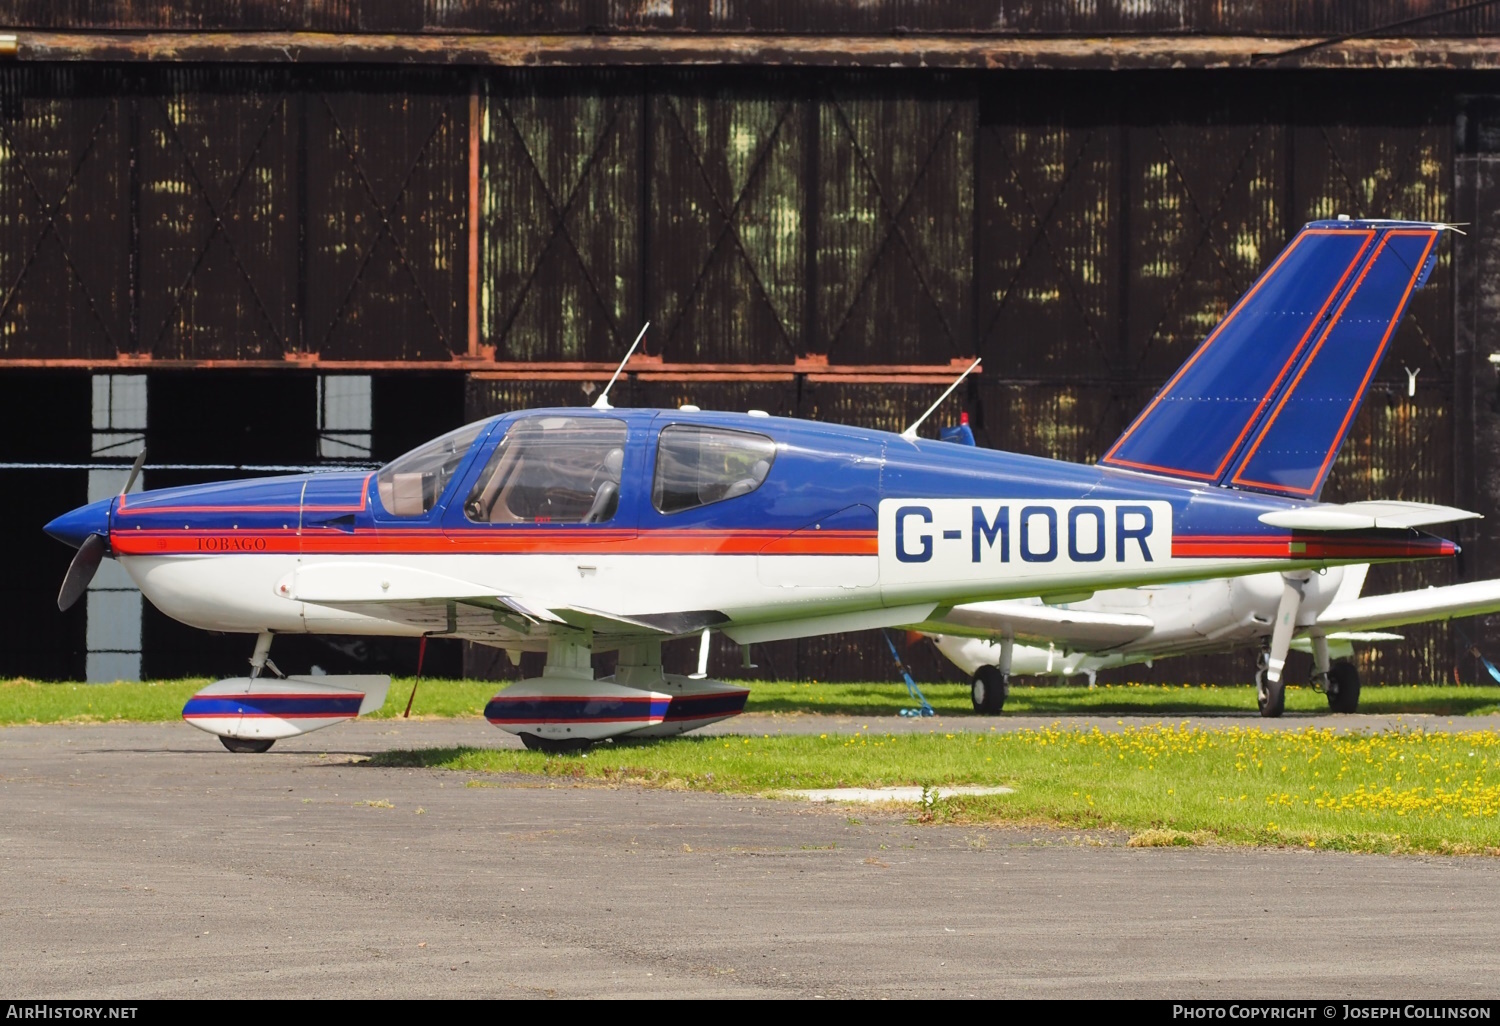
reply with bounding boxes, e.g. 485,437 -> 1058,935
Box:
1,1 -> 1497,36
465,69 -> 1458,685
0,66 -> 470,362
0,65 -> 1466,683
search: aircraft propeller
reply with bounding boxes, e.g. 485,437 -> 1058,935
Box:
56,534 -> 105,612
56,451 -> 145,612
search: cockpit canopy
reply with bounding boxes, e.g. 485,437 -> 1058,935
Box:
374,412 -> 778,521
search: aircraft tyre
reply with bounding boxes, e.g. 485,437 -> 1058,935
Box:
1256,670 -> 1286,718
220,736 -> 275,753
1325,661 -> 1361,714
971,666 -> 1009,714
519,733 -> 593,754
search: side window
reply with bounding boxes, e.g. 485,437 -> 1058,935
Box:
376,421 -> 487,517
464,416 -> 628,524
653,425 -> 776,514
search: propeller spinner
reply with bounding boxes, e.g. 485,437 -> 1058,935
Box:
47,451 -> 144,612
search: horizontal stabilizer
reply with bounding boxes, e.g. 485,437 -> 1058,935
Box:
917,600 -> 1154,650
1311,578 -> 1500,635
1259,501 -> 1481,531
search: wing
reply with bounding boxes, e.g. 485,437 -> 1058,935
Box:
277,562 -> 721,644
915,599 -> 1155,651
1308,578 -> 1500,635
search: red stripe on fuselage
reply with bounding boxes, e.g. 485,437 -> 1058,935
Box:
1172,534 -> 1456,559
110,528 -> 1454,561
110,528 -> 880,557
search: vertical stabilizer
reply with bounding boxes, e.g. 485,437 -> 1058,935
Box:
1102,220 -> 1445,499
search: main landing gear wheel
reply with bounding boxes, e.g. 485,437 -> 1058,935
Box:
1255,668 -> 1286,719
971,665 -> 1009,714
1325,661 -> 1361,714
220,736 -> 275,754
519,733 -> 592,754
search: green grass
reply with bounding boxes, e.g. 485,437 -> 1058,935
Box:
0,678 -> 208,724
744,681 -> 1500,717
0,677 -> 491,725
3,678 -> 1499,725
370,725 -> 1500,856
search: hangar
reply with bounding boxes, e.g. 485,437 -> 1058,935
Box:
3,2 -> 1498,687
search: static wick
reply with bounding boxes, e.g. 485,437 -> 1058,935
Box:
593,322 -> 650,411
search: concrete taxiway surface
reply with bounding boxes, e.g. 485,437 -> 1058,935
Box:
3,718 -> 1499,999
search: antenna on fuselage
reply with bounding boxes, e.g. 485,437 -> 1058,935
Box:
900,356 -> 981,440
592,322 -> 650,411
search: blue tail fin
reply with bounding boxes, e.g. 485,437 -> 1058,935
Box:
1102,219 -> 1445,499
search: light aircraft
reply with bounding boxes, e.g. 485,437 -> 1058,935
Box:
923,564 -> 1500,716
43,218 -> 1472,752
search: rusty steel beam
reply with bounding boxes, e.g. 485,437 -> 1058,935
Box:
0,354 -> 983,383
9,31 -> 1500,70
466,77 -> 481,360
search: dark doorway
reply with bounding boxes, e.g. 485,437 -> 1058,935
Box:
0,372 -> 91,680
372,373 -> 467,462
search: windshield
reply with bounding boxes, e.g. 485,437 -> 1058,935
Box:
376,420 -> 488,517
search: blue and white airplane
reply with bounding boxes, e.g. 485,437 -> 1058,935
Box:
44,218 -> 1471,751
